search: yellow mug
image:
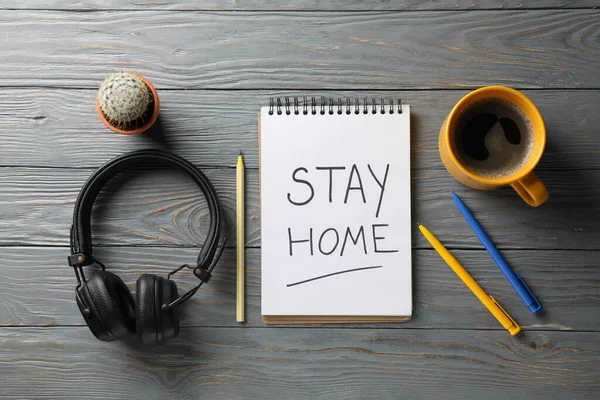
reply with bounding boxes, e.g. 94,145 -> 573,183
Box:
439,86 -> 549,207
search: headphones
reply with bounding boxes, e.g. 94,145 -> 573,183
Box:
68,149 -> 226,345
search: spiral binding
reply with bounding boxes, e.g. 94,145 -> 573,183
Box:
268,97 -> 403,116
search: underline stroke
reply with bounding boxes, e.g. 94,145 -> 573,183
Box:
286,265 -> 383,287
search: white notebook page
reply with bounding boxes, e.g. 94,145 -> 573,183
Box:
260,105 -> 412,317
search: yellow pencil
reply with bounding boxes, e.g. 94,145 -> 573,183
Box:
236,151 -> 245,322
418,223 -> 521,336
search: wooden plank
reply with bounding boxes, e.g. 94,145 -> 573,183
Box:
1,1 -> 598,11
1,11 -> 599,89
0,327 -> 598,399
0,166 -> 598,250
1,89 -> 599,170
1,247 -> 598,330
0,166 -> 595,250
0,166 -> 260,247
0,164 -> 600,250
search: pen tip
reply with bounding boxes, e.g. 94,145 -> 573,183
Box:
451,191 -> 455,194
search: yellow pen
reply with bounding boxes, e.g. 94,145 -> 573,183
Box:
418,223 -> 521,336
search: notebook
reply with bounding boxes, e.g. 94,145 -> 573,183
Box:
259,97 -> 412,324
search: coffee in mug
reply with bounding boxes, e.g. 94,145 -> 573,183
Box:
452,98 -> 535,179
439,86 -> 549,207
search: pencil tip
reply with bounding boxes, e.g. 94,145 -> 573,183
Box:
239,149 -> 242,155
416,222 -> 421,226
451,191 -> 455,194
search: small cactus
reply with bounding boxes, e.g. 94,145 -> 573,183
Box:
98,72 -> 152,131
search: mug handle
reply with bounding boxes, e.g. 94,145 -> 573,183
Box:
510,171 -> 549,207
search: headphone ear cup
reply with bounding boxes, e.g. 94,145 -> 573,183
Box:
157,276 -> 180,343
136,274 -> 180,345
83,270 -> 136,341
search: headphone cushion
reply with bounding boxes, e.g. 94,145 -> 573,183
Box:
85,270 -> 136,340
136,274 -> 180,345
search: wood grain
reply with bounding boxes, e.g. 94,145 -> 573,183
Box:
2,2 -> 599,398
1,247 -> 598,330
0,327 -> 598,399
1,89 -> 599,170
1,11 -> 599,89
1,0 -> 597,11
0,166 -> 598,250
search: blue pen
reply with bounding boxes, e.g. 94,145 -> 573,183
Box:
452,192 -> 541,313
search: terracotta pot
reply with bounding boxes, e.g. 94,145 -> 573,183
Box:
96,73 -> 160,135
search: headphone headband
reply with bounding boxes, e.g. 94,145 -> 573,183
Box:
69,149 -> 222,272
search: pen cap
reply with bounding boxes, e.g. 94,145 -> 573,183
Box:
507,323 -> 521,336
515,272 -> 541,314
490,296 -> 521,336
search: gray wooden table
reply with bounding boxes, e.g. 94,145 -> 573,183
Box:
1,1 -> 599,399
